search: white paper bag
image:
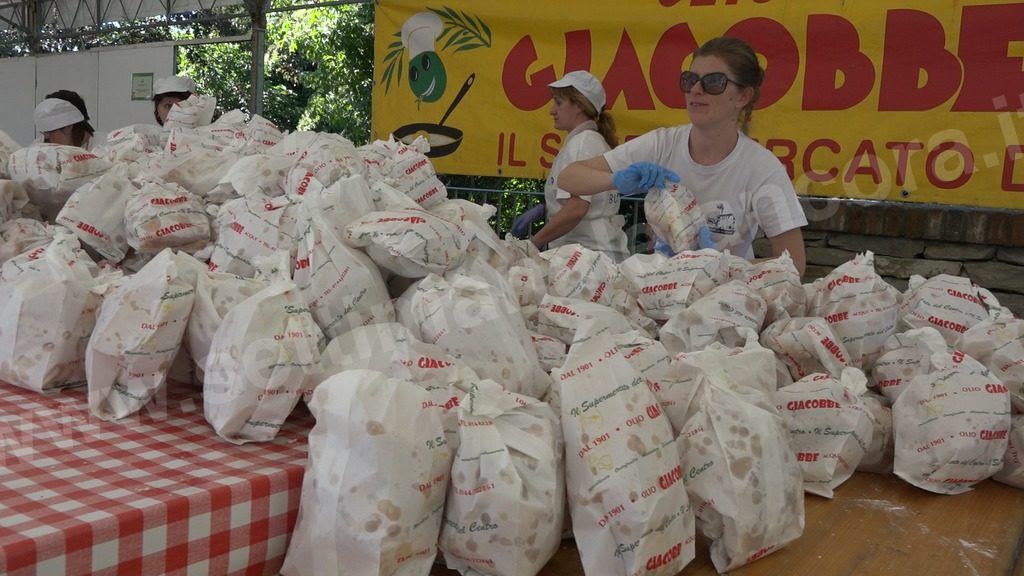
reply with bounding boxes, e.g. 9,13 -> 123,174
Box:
281,369 -> 450,576
293,209 -> 394,339
559,319 -> 696,576
892,350 -> 1011,494
675,374 -> 805,572
203,254 -> 324,443
439,379 -> 564,576
396,272 -> 550,400
774,368 -> 874,497
805,252 -> 900,370
0,237 -> 120,391
87,249 -> 199,420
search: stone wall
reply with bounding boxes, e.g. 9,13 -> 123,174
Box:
753,198 -> 1024,318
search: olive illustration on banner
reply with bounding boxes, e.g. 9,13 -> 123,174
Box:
402,12 -> 447,103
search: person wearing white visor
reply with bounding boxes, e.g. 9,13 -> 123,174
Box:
510,70 -> 630,262
152,75 -> 197,125
34,93 -> 93,149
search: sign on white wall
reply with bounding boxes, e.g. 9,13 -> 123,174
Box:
0,42 -> 175,146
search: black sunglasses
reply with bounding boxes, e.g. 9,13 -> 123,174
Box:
679,71 -> 742,95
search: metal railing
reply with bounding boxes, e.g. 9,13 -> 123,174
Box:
445,185 -> 652,255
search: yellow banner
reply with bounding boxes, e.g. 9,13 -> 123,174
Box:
372,1 -> 1024,209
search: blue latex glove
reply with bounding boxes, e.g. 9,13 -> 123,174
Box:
654,237 -> 676,257
612,162 -> 680,196
697,224 -> 716,250
511,204 -> 545,238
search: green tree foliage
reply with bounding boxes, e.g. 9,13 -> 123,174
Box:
173,2 -> 373,143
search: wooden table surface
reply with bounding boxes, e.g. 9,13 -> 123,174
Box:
430,472 -> 1024,575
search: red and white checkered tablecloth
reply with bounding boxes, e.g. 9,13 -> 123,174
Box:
0,379 -> 314,576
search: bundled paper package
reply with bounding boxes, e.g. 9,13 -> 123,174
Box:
870,327 -> 950,403
86,249 -> 199,420
207,194 -> 303,277
56,163 -> 138,262
959,317 -> 1024,413
619,250 -> 726,322
741,252 -> 806,324
7,144 -> 112,221
559,320 -> 696,576
439,379 -> 564,576
313,322 -> 477,450
857,391 -> 895,474
344,209 -> 468,278
899,274 -> 1003,345
0,180 -> 33,224
660,280 -> 767,354
774,368 -> 874,497
761,317 -> 852,381
643,182 -> 704,254
675,369 -> 805,572
805,252 -> 900,370
396,271 -> 550,400
892,348 -> 1012,494
164,94 -> 218,129
124,178 -> 211,253
544,244 -> 653,334
536,295 -> 642,345
203,253 -> 324,444
0,218 -> 53,264
994,415 -> 1024,489
0,234 -> 120,391
293,209 -> 394,339
185,269 -> 265,384
281,370 -> 450,576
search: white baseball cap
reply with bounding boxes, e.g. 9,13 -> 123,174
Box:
548,70 -> 606,113
154,75 -> 197,96
34,98 -> 85,133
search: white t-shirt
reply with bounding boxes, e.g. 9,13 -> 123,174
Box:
604,124 -> 807,259
546,121 -> 629,261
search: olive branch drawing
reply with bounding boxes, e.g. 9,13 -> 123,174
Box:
380,6 -> 493,94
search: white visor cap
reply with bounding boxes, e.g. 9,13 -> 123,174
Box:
548,70 -> 606,113
154,75 -> 197,96
34,98 -> 85,133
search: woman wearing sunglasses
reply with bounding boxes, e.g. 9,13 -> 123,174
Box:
558,36 -> 807,275
510,70 -> 630,261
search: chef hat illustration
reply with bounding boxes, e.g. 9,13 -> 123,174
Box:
401,12 -> 443,59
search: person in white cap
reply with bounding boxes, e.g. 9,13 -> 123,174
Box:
557,37 -> 807,275
152,75 -> 197,125
510,70 -> 629,262
34,90 -> 94,149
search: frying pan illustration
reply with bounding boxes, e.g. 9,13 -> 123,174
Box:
393,73 -> 475,158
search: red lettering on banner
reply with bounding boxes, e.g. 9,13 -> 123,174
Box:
803,139 -> 841,181
767,139 -> 796,178
925,142 -> 974,189
845,140 -> 883,184
886,142 -> 925,186
802,15 -> 874,110
1004,146 -> 1024,192
563,30 -> 594,74
540,133 -> 560,170
650,24 -> 698,109
725,17 -> 799,109
879,10 -> 962,111
953,4 -> 1024,111
503,37 -> 552,110
604,32 -> 655,110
